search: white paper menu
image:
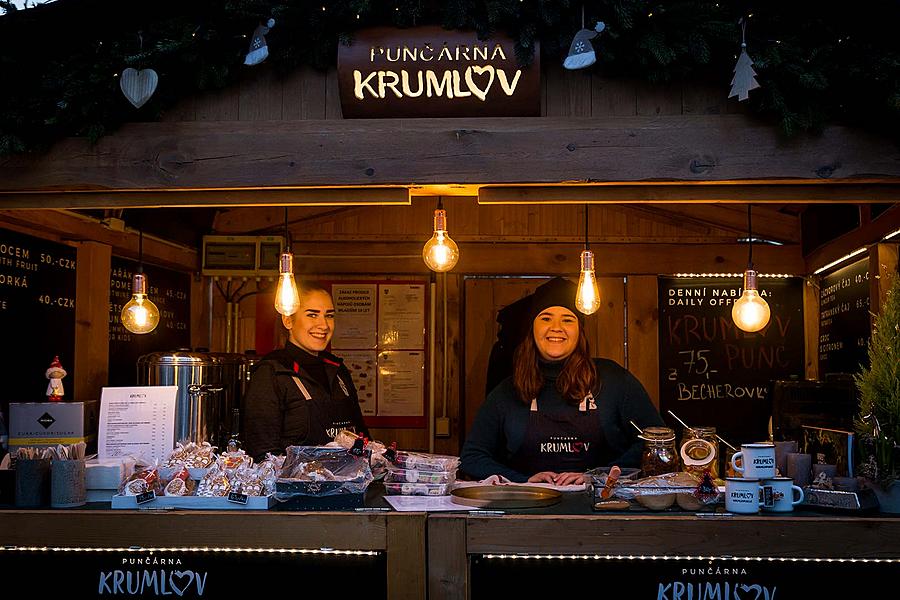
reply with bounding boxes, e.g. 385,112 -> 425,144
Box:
99,386 -> 177,461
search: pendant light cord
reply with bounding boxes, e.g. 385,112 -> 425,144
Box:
284,207 -> 290,249
584,204 -> 589,250
138,229 -> 144,274
747,204 -> 753,269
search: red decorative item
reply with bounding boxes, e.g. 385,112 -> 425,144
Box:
45,355 -> 67,401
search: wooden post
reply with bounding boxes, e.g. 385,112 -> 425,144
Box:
803,277 -> 820,380
386,513 -> 427,600
428,515 -> 469,600
435,273 -> 463,457
627,276 -> 660,407
590,276 -> 626,365
74,241 -> 111,401
869,242 -> 900,319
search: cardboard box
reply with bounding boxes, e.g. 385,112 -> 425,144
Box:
8,401 -> 98,453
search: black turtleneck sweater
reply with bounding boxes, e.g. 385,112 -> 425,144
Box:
460,358 -> 664,482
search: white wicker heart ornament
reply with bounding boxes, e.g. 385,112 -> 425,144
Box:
119,68 -> 158,108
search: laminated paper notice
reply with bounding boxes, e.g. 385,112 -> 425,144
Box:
99,386 -> 177,461
378,284 -> 425,349
377,351 -> 425,417
341,350 -> 378,416
331,284 -> 377,349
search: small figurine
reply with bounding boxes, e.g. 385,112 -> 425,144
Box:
45,356 -> 67,401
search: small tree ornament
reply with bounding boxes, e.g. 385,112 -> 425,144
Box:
119,34 -> 158,109
45,355 -> 67,401
563,6 -> 605,70
120,68 -> 159,109
728,19 -> 761,101
244,18 -> 275,66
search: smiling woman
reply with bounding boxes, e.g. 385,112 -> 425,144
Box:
243,280 -> 369,460
460,277 -> 664,484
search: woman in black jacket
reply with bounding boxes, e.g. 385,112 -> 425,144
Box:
461,278 -> 663,485
244,281 -> 368,460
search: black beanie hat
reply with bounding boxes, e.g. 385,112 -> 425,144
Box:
528,277 -> 583,324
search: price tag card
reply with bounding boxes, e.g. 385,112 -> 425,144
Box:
136,491 -> 156,505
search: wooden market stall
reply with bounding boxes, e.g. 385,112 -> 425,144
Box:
1,10 -> 900,598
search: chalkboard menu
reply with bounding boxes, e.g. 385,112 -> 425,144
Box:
818,257 -> 870,375
658,276 -> 805,444
0,227 -> 77,416
108,257 -> 191,387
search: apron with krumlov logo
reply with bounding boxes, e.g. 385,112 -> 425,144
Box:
508,392 -> 604,475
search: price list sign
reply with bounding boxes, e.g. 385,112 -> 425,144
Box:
658,276 -> 805,444
108,257 -> 191,387
818,257 -> 871,375
0,227 -> 77,413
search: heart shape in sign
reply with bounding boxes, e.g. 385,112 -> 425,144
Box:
465,65 -> 495,101
169,570 -> 195,597
120,67 -> 159,108
736,584 -> 765,600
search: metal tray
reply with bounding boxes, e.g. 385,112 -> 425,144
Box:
450,485 -> 562,509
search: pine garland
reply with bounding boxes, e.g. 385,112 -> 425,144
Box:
855,273 -> 900,485
1,0 -> 899,155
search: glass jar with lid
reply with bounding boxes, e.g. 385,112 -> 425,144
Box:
679,426 -> 720,479
640,426 -> 679,477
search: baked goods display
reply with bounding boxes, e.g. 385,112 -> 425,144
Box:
117,448 -> 279,499
607,471 -> 723,511
275,446 -> 374,500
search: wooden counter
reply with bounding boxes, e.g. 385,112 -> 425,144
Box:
3,506 -> 899,600
0,509 -> 426,600
427,511 -> 900,599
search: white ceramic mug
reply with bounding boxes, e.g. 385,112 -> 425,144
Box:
731,443 -> 776,479
725,477 -> 764,514
761,477 -> 804,512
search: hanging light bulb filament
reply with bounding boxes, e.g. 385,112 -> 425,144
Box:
423,206 -> 459,272
732,206 -> 771,333
576,250 -> 601,315
275,251 -> 301,316
274,207 -> 301,316
121,230 -> 160,335
121,272 -> 160,334
575,204 -> 601,315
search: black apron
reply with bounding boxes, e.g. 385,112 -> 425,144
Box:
508,392 -> 605,475
290,360 -> 358,443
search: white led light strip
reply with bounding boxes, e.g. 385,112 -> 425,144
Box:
481,554 -> 899,563
673,273 -> 794,278
0,546 -> 379,556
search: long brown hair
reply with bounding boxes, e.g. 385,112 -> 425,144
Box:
512,325 -> 597,405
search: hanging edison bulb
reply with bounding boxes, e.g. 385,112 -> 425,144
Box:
121,272 -> 160,334
575,250 -> 601,315
422,208 -> 459,272
732,269 -> 771,332
275,251 -> 301,316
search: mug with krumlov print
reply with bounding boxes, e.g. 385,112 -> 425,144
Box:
731,443 -> 776,479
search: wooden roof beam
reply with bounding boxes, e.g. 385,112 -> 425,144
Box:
477,183 -> 900,205
2,117 -> 899,198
